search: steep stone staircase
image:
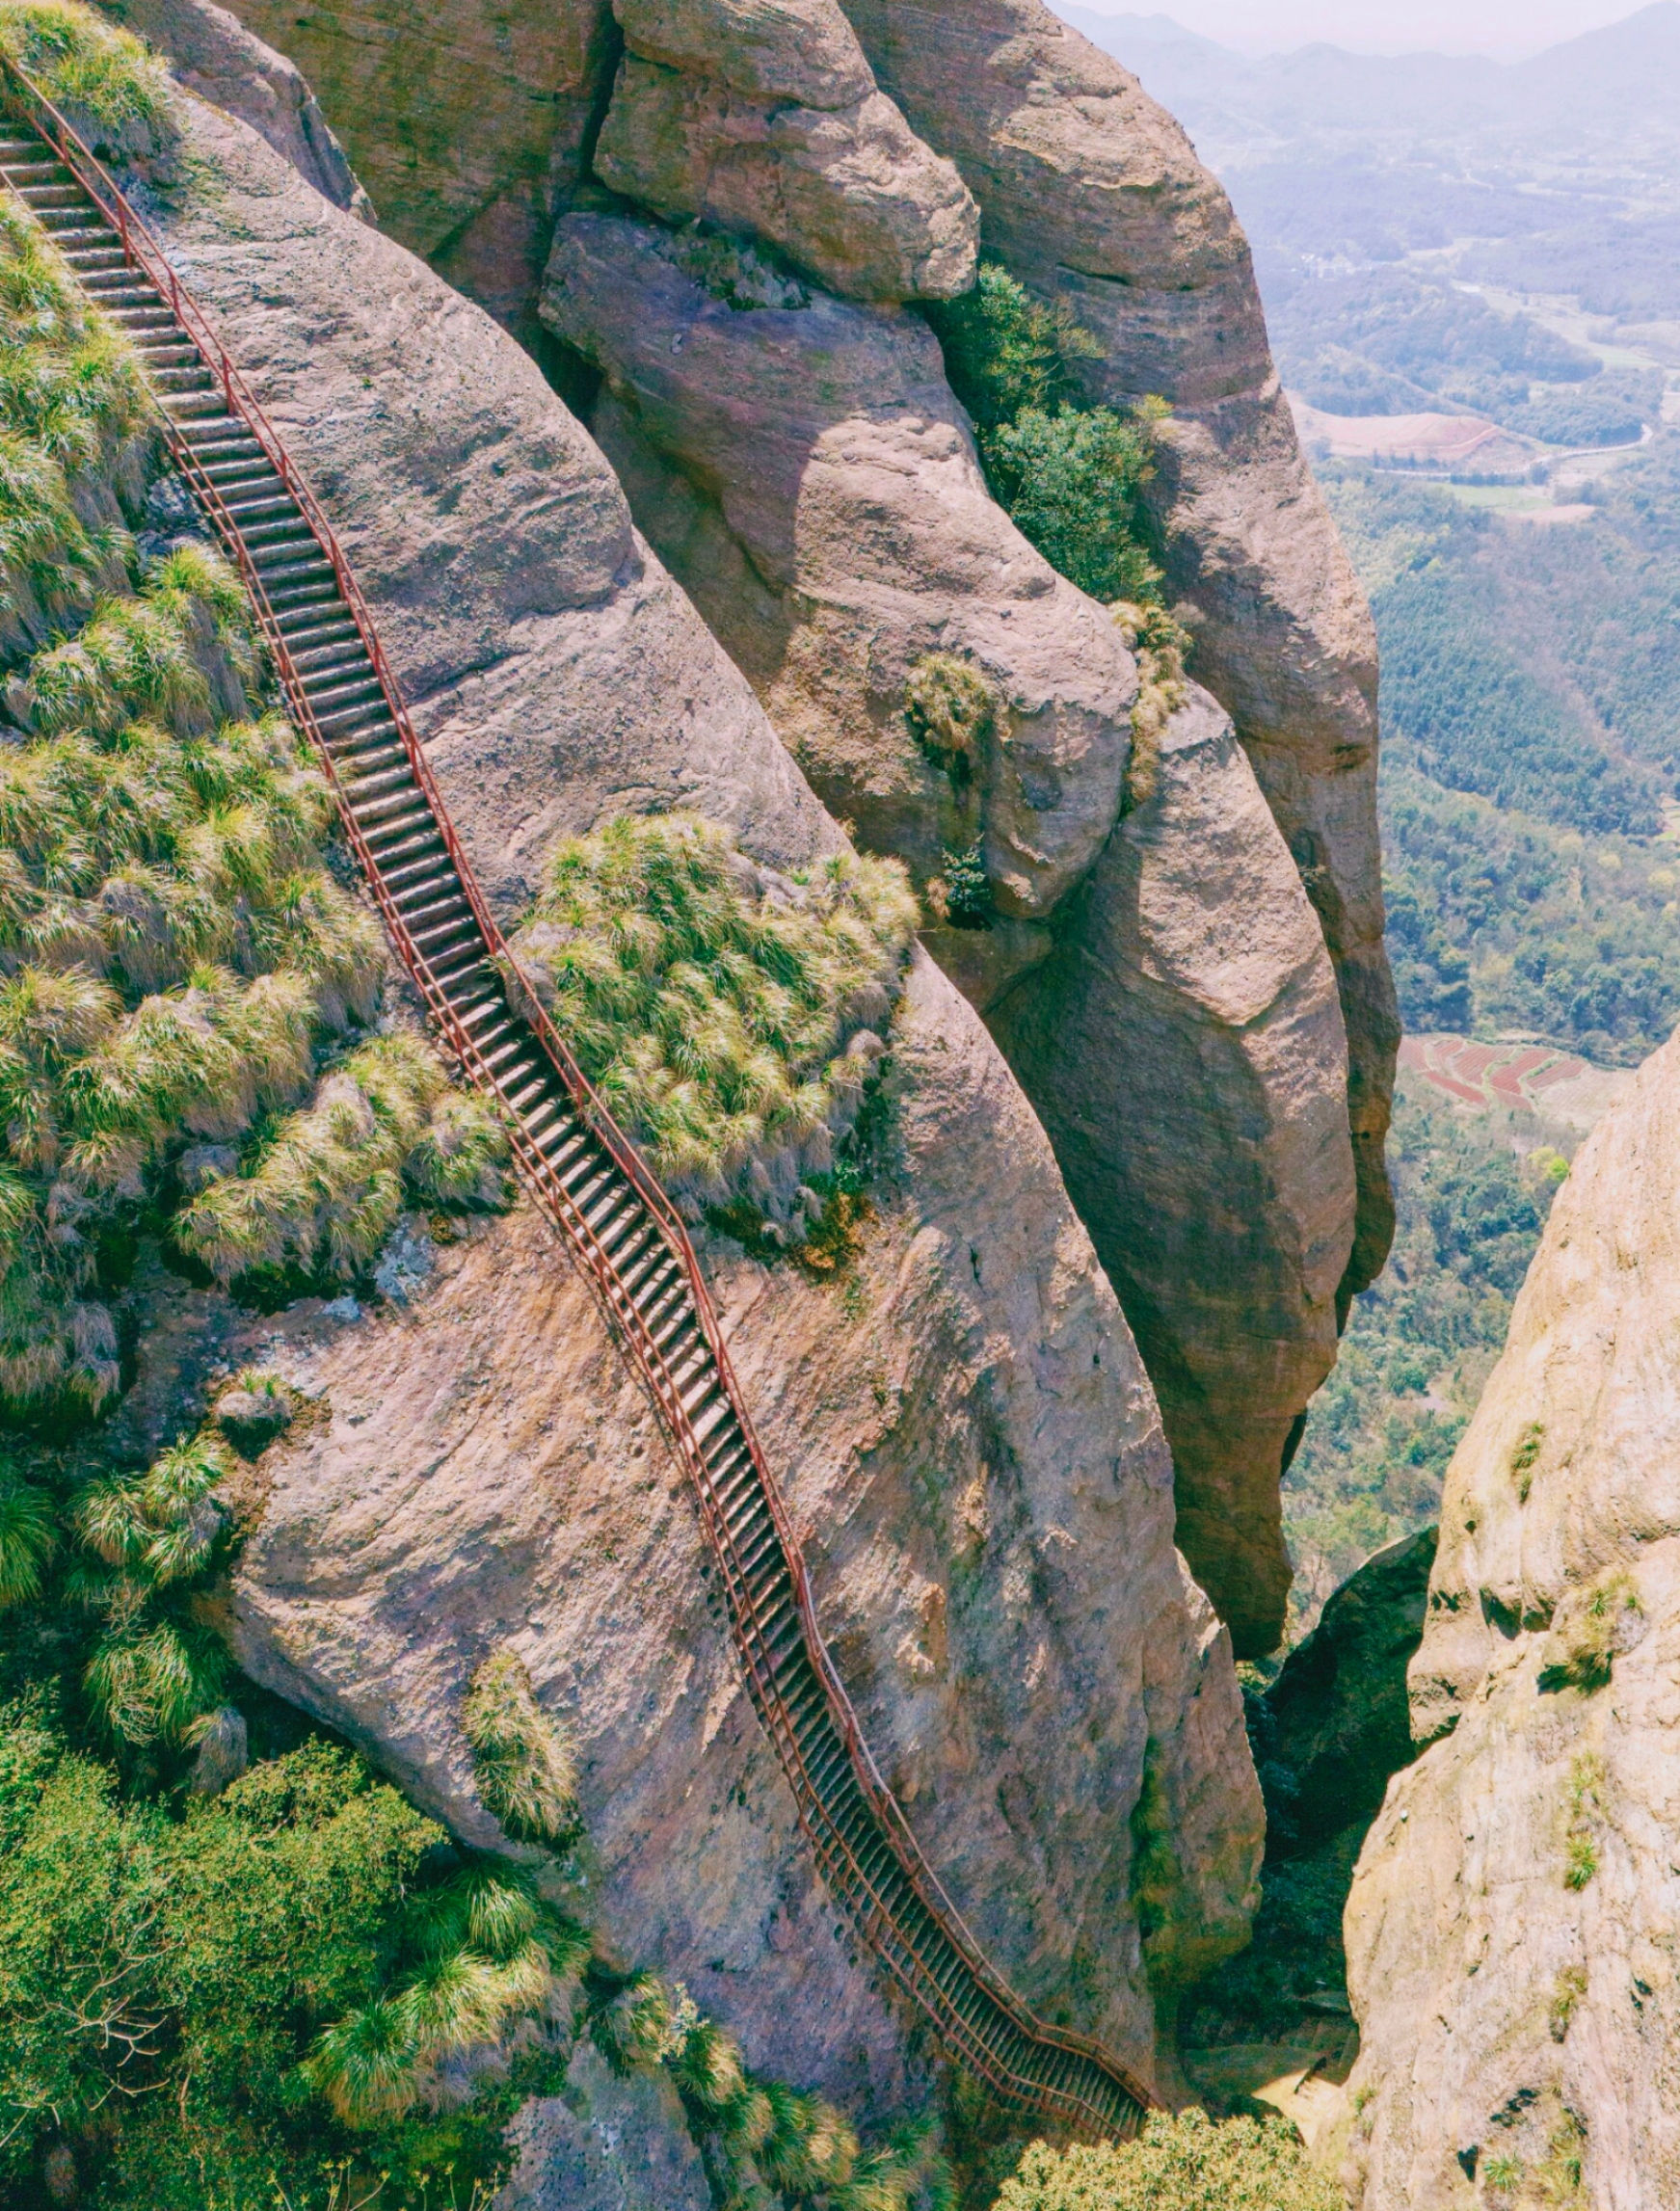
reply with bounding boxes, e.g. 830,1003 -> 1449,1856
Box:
0,66 -> 1152,2140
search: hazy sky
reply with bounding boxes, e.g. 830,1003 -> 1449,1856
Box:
1075,0 -> 1655,57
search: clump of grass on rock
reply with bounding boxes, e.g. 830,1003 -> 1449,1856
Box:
462,1645 -> 581,1848
0,0 -> 173,155
510,813 -> 917,1222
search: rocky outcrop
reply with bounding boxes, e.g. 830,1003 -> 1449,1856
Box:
1343,1031 -> 1680,2207
96,27 -> 1264,2144
544,210 -> 1352,1651
544,211 -> 1132,946
834,0 -> 1399,1303
990,690 -> 1354,1653
215,0 -> 619,335
107,0 -> 368,213
596,0 -> 976,304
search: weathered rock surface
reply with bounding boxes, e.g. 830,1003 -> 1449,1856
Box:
1344,1030 -> 1680,2207
835,0 -> 1399,1302
217,0 -> 618,335
103,38 -> 1263,2136
594,0 -> 976,303
990,689 -> 1354,1655
108,0 -> 368,214
544,214 -> 1357,1650
498,2045 -> 710,2211
544,211 -> 1133,928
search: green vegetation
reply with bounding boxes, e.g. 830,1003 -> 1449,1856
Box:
1284,1085 -> 1562,1622
904,651 -> 995,783
0,1700 -> 578,2207
511,813 -> 916,1218
0,0 -> 172,145
929,262 -> 1166,606
585,1967 -> 951,2211
1549,1964 -> 1588,2043
995,2111 -> 1341,2211
935,838 -> 995,930
461,1646 -> 580,1848
1320,455 -> 1680,1066
174,1032 -> 510,1293
1538,1569 -> 1640,1694
1510,1422 -> 1545,1503
1562,1752 -> 1606,1890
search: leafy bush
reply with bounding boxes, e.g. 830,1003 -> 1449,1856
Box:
996,2110 -> 1342,2211
461,1646 -> 580,1848
929,261 -> 1166,606
0,1705 -> 571,2207
511,813 -> 916,1218
986,403 -> 1163,605
935,838 -> 994,929
0,0 -> 173,144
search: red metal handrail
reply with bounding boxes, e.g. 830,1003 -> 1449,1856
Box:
0,56 -> 1154,2134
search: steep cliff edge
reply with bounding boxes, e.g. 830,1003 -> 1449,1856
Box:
211,0 -> 1389,1653
58,13 -> 1265,2157
1343,1030 -> 1680,2207
835,0 -> 1399,1306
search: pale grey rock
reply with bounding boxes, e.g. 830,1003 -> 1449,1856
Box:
615,0 -> 874,106
594,55 -> 977,304
1344,1028 -> 1680,2208
544,211 -> 1133,920
836,0 -> 1399,1304
188,1704 -> 250,1796
990,686 -> 1354,1654
497,2045 -> 709,2211
100,0 -> 369,214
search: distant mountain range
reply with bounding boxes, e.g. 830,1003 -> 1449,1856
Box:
1054,4 -> 1680,163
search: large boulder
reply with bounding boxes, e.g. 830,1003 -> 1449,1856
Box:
595,0 -> 977,306
214,0 -> 618,336
544,211 -> 1132,935
833,0 -> 1399,1305
96,23 -> 1264,2137
990,689 -> 1355,1654
1343,1030 -> 1680,2206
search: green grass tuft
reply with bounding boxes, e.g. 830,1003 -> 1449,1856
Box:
511,813 -> 916,1218
461,1646 -> 581,1848
0,0 -> 173,143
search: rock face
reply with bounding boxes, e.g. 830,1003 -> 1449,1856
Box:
596,0 -> 977,305
107,0 -> 369,214
214,0 -> 619,336
1344,1031 -> 1680,2207
543,210 -> 1352,1652
102,27 -> 1265,2139
1263,1526 -> 1435,1858
990,690 -> 1353,1653
544,211 -> 1133,937
834,0 -> 1399,1302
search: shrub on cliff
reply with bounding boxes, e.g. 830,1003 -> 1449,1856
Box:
510,812 -> 916,1218
997,2110 -> 1341,2211
0,1705 -> 576,2206
929,263 -> 1166,608
462,1645 -> 581,1847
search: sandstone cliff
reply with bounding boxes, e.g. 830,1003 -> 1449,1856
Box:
835,0 -> 1399,1306
1344,1030 -> 1680,2207
211,0 -> 1391,1654
80,18 -> 1266,2167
